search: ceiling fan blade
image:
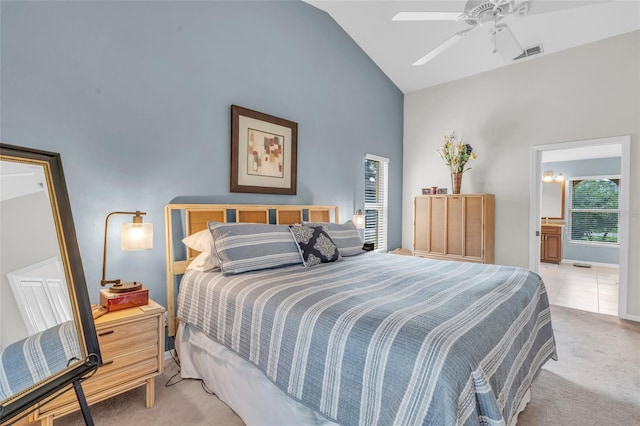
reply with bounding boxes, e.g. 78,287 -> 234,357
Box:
392,11 -> 463,21
412,28 -> 474,66
491,24 -> 523,61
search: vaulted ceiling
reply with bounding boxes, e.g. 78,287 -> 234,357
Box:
305,1 -> 640,93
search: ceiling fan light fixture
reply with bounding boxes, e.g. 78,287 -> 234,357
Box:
490,0 -> 514,8
514,1 -> 531,17
491,24 -> 523,61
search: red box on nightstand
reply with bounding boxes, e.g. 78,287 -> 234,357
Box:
100,287 -> 149,312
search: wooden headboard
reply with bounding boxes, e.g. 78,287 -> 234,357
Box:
164,203 -> 339,337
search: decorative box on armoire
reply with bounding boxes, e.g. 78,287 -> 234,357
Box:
413,194 -> 495,264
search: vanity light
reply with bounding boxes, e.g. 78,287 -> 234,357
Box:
101,211 -> 153,292
352,209 -> 365,229
542,171 -> 565,182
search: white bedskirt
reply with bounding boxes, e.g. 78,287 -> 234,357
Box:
177,322 -> 338,426
176,322 -> 530,426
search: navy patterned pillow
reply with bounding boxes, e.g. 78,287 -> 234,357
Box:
289,225 -> 341,267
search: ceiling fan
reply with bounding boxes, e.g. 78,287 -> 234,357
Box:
393,0 -> 532,65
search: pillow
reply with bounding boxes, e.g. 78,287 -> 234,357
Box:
208,222 -> 302,276
304,220 -> 365,256
182,229 -> 221,270
186,251 -> 219,272
289,225 -> 341,267
182,229 -> 215,253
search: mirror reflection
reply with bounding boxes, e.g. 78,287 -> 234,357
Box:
0,159 -> 82,404
541,180 -> 565,220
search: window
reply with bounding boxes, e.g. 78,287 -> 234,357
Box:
568,177 -> 620,245
364,154 -> 389,252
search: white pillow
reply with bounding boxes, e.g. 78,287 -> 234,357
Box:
182,229 -> 215,253
182,229 -> 220,271
186,252 -> 219,272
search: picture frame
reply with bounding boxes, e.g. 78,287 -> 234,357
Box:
422,186 -> 439,195
230,105 -> 297,195
437,188 -> 448,194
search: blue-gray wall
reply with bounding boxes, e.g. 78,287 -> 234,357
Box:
1,1 -> 404,308
542,157 -> 621,265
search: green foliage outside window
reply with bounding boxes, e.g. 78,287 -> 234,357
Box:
570,179 -> 619,244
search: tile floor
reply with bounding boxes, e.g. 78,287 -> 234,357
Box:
538,262 -> 619,316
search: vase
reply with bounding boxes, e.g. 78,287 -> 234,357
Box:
451,172 -> 462,194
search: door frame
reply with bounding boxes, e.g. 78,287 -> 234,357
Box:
529,135 -> 632,320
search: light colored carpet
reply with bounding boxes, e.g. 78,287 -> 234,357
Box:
55,305 -> 640,425
517,305 -> 640,425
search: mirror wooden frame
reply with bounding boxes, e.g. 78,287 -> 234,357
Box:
0,144 -> 100,424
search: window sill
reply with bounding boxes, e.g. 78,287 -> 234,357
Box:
568,241 -> 619,248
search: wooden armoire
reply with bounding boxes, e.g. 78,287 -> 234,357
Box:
413,194 -> 495,264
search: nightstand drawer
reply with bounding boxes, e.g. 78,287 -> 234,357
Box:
97,344 -> 159,378
97,316 -> 159,357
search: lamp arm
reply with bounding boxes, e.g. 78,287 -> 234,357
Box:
100,211 -> 146,286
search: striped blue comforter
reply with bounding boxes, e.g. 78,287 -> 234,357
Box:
177,253 -> 557,426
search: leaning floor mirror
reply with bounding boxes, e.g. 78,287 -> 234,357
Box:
0,144 -> 100,424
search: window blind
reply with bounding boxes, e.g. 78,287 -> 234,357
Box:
364,154 -> 389,252
568,177 -> 620,245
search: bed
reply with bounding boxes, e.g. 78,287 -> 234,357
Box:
165,203 -> 557,426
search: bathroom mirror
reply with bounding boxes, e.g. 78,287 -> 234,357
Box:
0,144 -> 100,423
541,180 -> 565,220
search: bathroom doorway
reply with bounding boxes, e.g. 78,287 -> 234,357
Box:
529,136 -> 630,319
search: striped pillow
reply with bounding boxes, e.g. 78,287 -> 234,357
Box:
208,222 -> 303,276
304,220 -> 365,257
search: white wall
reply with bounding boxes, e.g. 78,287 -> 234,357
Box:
403,31 -> 640,317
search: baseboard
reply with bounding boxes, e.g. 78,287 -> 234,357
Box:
618,313 -> 640,322
560,259 -> 619,269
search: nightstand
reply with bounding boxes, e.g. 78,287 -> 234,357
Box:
29,300 -> 165,425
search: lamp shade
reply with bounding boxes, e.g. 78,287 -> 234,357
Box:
352,209 -> 365,229
121,222 -> 153,250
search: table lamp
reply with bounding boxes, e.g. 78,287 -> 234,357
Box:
352,209 -> 365,229
101,210 -> 153,293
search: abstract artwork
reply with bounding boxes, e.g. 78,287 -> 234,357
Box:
230,105 -> 297,195
247,129 -> 285,178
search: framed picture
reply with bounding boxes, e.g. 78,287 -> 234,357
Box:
421,188 -> 431,195
230,105 -> 297,195
437,188 -> 448,194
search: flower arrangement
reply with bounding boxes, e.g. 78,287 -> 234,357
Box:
437,132 -> 476,174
